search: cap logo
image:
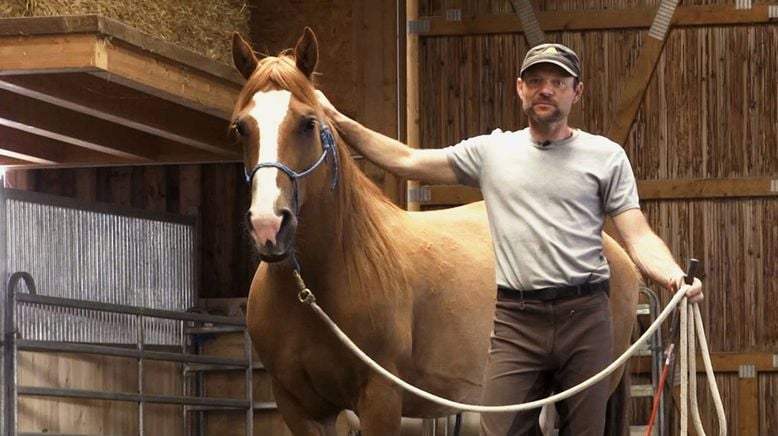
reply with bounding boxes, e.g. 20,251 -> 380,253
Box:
542,47 -> 559,55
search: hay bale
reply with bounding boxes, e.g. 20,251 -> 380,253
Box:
0,0 -> 250,64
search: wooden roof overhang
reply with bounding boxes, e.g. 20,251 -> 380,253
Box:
0,15 -> 244,168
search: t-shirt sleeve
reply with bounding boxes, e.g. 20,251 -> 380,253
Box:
603,150 -> 640,216
444,132 -> 496,187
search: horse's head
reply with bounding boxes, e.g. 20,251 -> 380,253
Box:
231,28 -> 338,262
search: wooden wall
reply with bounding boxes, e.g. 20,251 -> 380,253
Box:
247,0 -> 403,201
17,352 -> 181,434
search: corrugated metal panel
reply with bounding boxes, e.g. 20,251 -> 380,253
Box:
6,196 -> 196,345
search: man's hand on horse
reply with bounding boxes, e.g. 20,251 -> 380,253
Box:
316,90 -> 338,119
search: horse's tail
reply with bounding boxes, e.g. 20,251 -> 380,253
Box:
604,362 -> 631,436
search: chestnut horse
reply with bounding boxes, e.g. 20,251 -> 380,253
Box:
231,28 -> 640,435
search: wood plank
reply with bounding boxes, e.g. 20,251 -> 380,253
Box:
0,15 -> 101,35
632,352 -> 778,373
0,34 -> 100,74
0,74 -> 240,157
406,0 -> 421,211
0,15 -> 242,85
418,4 -> 776,36
0,88 -> 229,163
738,369 -> 759,435
97,37 -> 240,119
178,165 -> 202,216
637,177 -> 778,200
414,177 -> 778,207
0,125 -> 123,165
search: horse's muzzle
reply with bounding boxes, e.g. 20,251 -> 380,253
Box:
248,208 -> 296,262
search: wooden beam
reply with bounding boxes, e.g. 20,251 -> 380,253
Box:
406,0 -> 421,211
737,365 -> 759,436
0,74 -> 240,157
510,0 -> 545,47
416,4 -> 777,36
414,177 -> 778,206
607,0 -> 680,146
606,36 -> 667,145
94,37 -> 240,119
0,156 -> 32,166
0,125 -> 123,165
0,34 -> 100,74
637,177 -> 778,200
632,352 -> 778,373
0,15 -> 242,119
0,89 -> 227,163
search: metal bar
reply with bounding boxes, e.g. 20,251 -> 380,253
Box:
15,293 -> 244,326
184,362 -> 265,373
17,386 -> 250,408
185,325 -> 246,335
184,402 -> 277,413
19,433 -> 97,436
244,328 -> 254,436
17,340 -> 248,367
0,180 -> 7,436
137,313 -> 145,436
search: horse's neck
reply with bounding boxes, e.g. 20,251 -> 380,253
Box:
294,170 -> 403,278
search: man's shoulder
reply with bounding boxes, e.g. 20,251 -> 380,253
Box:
573,130 -> 625,155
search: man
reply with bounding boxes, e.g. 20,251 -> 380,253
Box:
318,43 -> 703,435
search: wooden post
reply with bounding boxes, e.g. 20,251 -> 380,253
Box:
405,0 -> 420,211
737,364 -> 758,435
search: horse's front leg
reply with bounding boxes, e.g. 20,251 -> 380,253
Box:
356,375 -> 403,435
272,378 -> 338,435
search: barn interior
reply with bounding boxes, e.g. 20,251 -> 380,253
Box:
0,0 -> 776,435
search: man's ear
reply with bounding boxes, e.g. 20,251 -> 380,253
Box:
573,81 -> 584,104
516,77 -> 524,100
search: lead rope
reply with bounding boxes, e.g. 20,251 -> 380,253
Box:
678,297 -> 727,435
292,264 -> 725,432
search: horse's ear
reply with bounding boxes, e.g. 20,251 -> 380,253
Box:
232,32 -> 259,80
294,27 -> 319,79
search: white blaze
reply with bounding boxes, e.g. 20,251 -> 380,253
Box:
247,90 -> 292,246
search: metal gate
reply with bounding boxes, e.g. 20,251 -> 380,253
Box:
0,182 -> 262,436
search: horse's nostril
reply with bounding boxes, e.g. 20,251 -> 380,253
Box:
280,209 -> 293,227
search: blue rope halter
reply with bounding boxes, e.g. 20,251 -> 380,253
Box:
244,121 -> 340,215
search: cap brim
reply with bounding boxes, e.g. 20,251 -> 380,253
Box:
520,59 -> 578,78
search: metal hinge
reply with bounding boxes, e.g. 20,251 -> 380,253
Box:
445,9 -> 462,21
738,364 -> 756,378
407,19 -> 430,34
407,186 -> 431,203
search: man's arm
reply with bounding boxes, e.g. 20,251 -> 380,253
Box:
318,91 -> 459,184
611,208 -> 704,303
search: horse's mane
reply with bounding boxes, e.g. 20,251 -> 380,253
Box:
235,52 -> 411,298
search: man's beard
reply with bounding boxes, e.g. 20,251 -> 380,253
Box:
525,103 -> 564,125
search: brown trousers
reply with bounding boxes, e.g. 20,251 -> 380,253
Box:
479,291 -> 613,436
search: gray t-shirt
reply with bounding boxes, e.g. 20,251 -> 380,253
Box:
446,128 -> 639,290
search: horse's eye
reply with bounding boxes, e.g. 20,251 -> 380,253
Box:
302,118 -> 316,134
233,120 -> 248,137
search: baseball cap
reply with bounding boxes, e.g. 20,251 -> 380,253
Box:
520,43 -> 581,78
